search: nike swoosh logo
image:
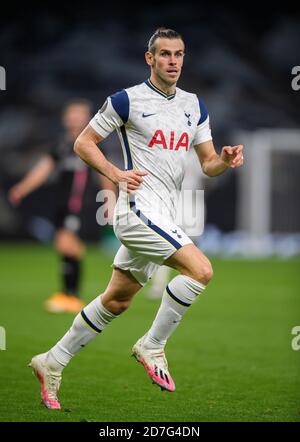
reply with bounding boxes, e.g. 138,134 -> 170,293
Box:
142,112 -> 156,118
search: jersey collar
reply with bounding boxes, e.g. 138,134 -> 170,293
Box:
145,79 -> 176,100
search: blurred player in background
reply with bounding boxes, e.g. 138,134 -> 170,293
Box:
29,28 -> 243,409
8,99 -> 115,313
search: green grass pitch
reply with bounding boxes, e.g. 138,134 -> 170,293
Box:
0,242 -> 299,422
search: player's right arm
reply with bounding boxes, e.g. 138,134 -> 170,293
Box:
8,156 -> 55,206
74,125 -> 147,193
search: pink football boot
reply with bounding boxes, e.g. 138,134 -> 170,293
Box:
132,335 -> 176,392
29,353 -> 62,409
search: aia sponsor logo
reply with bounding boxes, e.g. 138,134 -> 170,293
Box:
148,130 -> 189,151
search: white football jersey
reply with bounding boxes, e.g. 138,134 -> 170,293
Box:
90,79 -> 212,221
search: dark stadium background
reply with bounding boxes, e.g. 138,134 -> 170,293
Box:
0,3 -> 300,424
1,3 -> 299,242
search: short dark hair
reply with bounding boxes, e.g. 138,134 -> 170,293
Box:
147,27 -> 184,54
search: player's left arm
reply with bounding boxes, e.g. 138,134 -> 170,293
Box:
194,139 -> 244,177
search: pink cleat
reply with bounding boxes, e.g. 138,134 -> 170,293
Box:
132,335 -> 176,392
28,353 -> 62,410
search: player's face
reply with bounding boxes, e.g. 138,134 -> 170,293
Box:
63,104 -> 91,134
146,38 -> 185,86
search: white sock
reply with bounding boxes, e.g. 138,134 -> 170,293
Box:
46,296 -> 117,371
144,275 -> 206,350
151,266 -> 171,297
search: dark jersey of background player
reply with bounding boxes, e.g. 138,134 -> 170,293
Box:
49,135 -> 91,236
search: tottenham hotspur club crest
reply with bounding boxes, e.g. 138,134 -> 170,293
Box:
171,229 -> 182,239
184,111 -> 192,126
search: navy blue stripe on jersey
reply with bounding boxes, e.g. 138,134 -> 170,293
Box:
120,126 -> 133,170
81,310 -> 102,333
110,90 -> 129,124
145,79 -> 176,100
129,196 -> 182,250
197,98 -> 208,125
166,285 -> 191,307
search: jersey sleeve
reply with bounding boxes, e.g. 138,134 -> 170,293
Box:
89,89 -> 129,139
193,97 -> 212,146
48,146 -> 58,162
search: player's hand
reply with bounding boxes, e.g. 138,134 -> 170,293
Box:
116,170 -> 148,193
220,145 -> 244,168
8,184 -> 26,206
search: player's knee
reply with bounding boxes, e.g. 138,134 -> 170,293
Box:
55,233 -> 70,254
104,298 -> 132,315
117,299 -> 132,313
54,231 -> 84,259
202,263 -> 214,285
193,262 -> 213,286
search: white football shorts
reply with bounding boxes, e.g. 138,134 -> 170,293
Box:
112,202 -> 192,286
